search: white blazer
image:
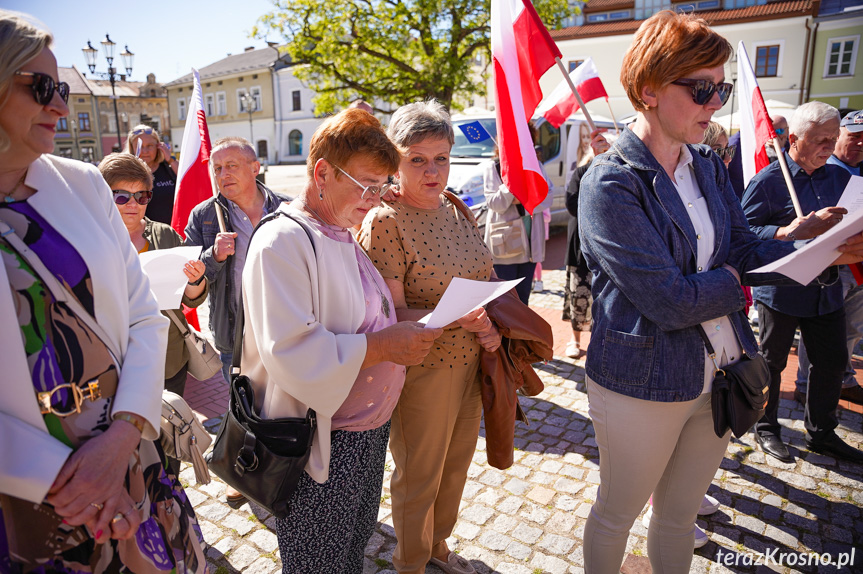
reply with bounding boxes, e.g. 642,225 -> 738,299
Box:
0,155 -> 168,503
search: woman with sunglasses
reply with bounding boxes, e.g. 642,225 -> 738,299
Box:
0,10 -> 205,572
242,108 -> 442,572
123,124 -> 178,225
577,11 -> 863,573
98,153 -> 208,472
702,121 -> 736,167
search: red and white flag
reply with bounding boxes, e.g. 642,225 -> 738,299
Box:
171,68 -> 213,239
491,0 -> 561,214
535,58 -> 608,128
737,42 -> 777,188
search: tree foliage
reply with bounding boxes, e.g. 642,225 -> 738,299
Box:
254,0 -> 571,114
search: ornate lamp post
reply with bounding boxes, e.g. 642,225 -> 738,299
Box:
83,35 -> 134,151
240,92 -> 256,153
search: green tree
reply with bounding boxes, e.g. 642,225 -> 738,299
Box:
254,0 -> 572,114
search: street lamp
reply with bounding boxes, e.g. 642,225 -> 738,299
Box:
240,92 -> 256,153
83,35 -> 134,151
71,118 -> 80,160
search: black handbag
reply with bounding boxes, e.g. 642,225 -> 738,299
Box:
206,211 -> 318,519
698,325 -> 770,439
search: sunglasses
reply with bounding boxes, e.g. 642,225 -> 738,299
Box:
112,189 -> 153,205
712,145 -> 736,161
774,127 -> 786,135
15,71 -> 70,105
131,127 -> 155,136
331,163 -> 392,200
670,78 -> 733,106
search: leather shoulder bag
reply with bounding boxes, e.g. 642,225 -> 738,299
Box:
206,210 -> 317,519
166,309 -> 222,381
698,325 -> 770,439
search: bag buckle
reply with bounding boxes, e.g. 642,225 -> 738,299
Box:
37,380 -> 101,417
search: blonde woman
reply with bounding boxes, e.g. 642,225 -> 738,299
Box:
123,124 -> 178,224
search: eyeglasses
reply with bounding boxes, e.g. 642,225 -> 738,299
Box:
330,163 -> 392,200
774,127 -> 786,135
14,71 -> 70,105
131,127 -> 155,136
712,145 -> 736,161
670,78 -> 733,106
112,189 -> 153,205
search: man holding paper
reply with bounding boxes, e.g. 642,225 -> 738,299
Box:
742,101 -> 863,463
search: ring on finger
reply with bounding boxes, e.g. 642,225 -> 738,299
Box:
90,502 -> 104,510
111,512 -> 126,524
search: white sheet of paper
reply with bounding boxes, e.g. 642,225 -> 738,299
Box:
751,205 -> 863,285
419,277 -> 523,329
138,246 -> 202,309
836,175 -> 863,214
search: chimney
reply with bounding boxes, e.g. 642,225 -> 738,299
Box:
245,46 -> 255,52
267,41 -> 278,47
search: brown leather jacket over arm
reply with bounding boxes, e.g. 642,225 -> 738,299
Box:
480,289 -> 554,469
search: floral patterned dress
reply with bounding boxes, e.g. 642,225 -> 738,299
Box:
0,202 -> 205,574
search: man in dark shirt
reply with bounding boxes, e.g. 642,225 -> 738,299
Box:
728,115 -> 788,199
742,101 -> 863,464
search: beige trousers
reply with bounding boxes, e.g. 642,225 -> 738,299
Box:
583,378 -> 731,574
390,358 -> 482,574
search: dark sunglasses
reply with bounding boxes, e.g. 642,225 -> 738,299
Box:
131,127 -> 155,136
774,127 -> 786,135
670,78 -> 733,106
112,189 -> 153,205
14,71 -> 70,105
712,145 -> 736,161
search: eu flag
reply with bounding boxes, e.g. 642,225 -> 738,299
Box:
458,121 -> 492,143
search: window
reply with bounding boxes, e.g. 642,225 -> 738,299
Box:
57,147 -> 73,158
177,98 -> 187,121
292,90 -> 301,111
825,36 -> 858,78
755,45 -> 780,77
57,117 -> 68,132
609,10 -> 631,19
536,121 -> 561,164
257,140 -> 268,159
238,89 -> 253,113
77,112 -> 90,132
251,86 -> 262,111
587,13 -> 608,22
217,92 -> 227,115
288,130 -> 302,156
722,0 -> 765,7
205,94 -> 215,117
81,146 -> 95,163
635,0 -> 670,19
568,59 -> 585,72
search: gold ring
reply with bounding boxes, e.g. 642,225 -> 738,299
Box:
90,502 -> 104,510
111,512 -> 125,524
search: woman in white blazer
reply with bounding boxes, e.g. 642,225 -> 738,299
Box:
0,11 -> 204,572
241,108 -> 442,573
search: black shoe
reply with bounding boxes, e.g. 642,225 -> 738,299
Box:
793,389 -> 806,405
805,432 -> 863,463
840,385 -> 863,406
754,432 -> 794,463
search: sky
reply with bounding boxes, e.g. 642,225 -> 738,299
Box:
6,0 -> 285,85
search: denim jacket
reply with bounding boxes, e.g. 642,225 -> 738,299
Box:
578,128 -> 797,401
183,182 -> 288,353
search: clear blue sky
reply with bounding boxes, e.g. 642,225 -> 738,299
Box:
6,0 -> 284,85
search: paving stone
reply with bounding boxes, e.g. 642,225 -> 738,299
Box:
195,502 -> 231,522
512,522 -> 543,544
461,504 -> 495,525
225,544 -> 260,571
477,530 -> 512,551
221,512 -> 256,536
527,485 -> 556,505
248,529 -> 278,553
454,522 -> 481,540
244,557 -> 278,574
505,478 -> 532,496
504,540 -> 533,561
537,533 -> 576,555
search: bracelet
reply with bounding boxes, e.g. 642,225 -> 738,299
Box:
787,231 -> 798,241
114,412 -> 145,434
188,276 -> 205,286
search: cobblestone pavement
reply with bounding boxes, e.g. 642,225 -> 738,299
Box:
185,269 -> 863,574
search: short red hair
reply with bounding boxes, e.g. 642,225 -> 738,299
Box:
621,10 -> 732,112
307,108 -> 400,179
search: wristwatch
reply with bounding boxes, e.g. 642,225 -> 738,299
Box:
786,231 -> 798,241
188,276 -> 205,286
114,412 -> 146,433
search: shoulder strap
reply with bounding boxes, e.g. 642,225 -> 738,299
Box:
0,220 -> 122,366
230,210 -> 316,376
166,308 -> 191,337
442,190 -> 479,228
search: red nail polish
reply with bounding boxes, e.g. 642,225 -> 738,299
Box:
96,530 -> 103,539
61,519 -> 68,524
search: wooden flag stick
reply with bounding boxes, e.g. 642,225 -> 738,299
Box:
604,98 -> 620,135
554,57 -> 596,133
772,140 -> 803,218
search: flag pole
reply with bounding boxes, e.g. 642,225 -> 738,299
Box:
209,164 -> 227,232
772,140 -> 803,218
604,98 -> 620,135
554,57 -> 596,133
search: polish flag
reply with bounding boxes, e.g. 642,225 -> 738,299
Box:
492,0 -> 561,214
171,68 -> 213,239
536,58 -> 608,128
737,42 -> 777,188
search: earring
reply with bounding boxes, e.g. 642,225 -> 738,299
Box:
319,187 -> 324,200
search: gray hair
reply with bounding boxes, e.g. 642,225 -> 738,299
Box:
789,101 -> 840,138
211,136 -> 257,162
0,10 -> 53,152
387,99 -> 454,150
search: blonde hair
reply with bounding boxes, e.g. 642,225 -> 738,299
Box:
621,11 -> 732,112
123,124 -> 165,162
98,153 -> 154,189
701,121 -> 728,148
0,10 -> 53,152
577,122 -> 593,167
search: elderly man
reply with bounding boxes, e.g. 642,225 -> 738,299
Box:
742,101 -> 863,464
184,137 -> 288,382
728,114 -> 789,199
795,110 -> 863,406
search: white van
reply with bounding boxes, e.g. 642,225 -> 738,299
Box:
447,113 -> 619,227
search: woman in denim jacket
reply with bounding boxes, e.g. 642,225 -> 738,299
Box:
578,11 -> 863,573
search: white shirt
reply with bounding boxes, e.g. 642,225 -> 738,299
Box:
671,146 -> 744,394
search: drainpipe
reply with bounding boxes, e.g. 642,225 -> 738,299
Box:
800,17 -> 818,105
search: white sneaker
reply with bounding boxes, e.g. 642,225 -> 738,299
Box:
565,341 -> 582,358
533,280 -> 544,292
642,508 -> 709,549
698,494 -> 720,515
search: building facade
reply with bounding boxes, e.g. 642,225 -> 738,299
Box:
89,73 -> 170,154
54,66 -> 101,162
808,1 -> 863,111
273,63 -> 325,164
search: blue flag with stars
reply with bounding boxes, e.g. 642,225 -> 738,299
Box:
458,121 -> 492,143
